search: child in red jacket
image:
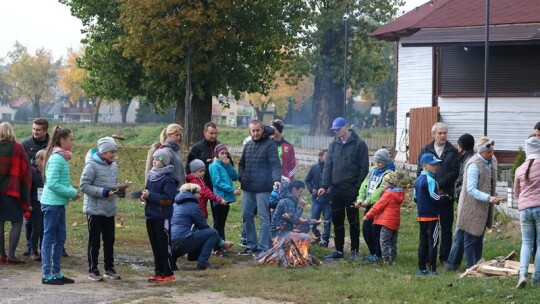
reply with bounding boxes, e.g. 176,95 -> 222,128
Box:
364,171 -> 406,264
186,159 -> 226,219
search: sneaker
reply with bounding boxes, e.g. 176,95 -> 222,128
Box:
349,251 -> 358,261
239,238 -> 247,248
148,275 -> 162,283
364,254 -> 380,263
324,251 -> 344,260
158,275 -> 175,282
214,249 -> 226,257
6,257 -> 26,264
238,248 -> 256,256
318,240 -> 329,248
56,275 -> 75,284
62,248 -> 69,257
104,268 -> 121,280
0,256 -> 6,263
42,276 -> 64,285
516,277 -> 527,289
88,270 -> 103,282
417,269 -> 429,276
31,251 -> 41,261
531,279 -> 540,288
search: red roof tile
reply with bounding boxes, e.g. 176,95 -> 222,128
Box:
372,0 -> 540,41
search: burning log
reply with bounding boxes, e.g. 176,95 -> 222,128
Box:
254,232 -> 322,267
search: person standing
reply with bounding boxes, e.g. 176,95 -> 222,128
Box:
149,124 -> 185,185
0,122 -> 32,265
514,137 -> 540,288
318,117 -> 369,261
305,149 -> 331,247
21,118 -> 49,257
445,133 -> 475,271
455,136 -> 500,269
416,122 -> 460,265
238,120 -> 282,255
270,119 -> 296,180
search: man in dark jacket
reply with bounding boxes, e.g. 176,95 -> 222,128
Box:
21,118 -> 50,257
305,149 -> 331,247
318,117 -> 369,260
416,122 -> 460,265
238,120 -> 282,254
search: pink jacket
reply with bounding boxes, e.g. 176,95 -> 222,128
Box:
514,160 -> 540,211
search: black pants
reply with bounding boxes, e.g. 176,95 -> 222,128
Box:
146,219 -> 173,277
87,215 -> 115,272
438,200 -> 454,263
418,220 -> 439,272
372,224 -> 383,258
362,205 -> 375,255
330,186 -> 360,253
212,204 -> 230,241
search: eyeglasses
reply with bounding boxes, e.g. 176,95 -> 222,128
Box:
486,141 -> 495,149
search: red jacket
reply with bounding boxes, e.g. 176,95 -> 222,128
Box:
186,174 -> 222,219
276,139 -> 296,180
365,187 -> 405,231
0,140 -> 31,212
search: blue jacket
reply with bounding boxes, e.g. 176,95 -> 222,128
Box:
171,191 -> 212,241
144,165 -> 177,220
209,158 -> 238,204
414,171 -> 447,218
270,193 -> 303,240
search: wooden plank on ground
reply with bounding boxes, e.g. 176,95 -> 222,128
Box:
479,265 -> 519,276
460,258 -> 487,278
504,260 -> 534,274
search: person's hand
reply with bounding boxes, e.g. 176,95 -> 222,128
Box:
354,201 -> 364,208
222,157 -> 230,165
312,189 -> 318,196
298,217 -> 308,224
73,191 -> 81,201
283,213 -> 291,220
298,198 -> 306,208
363,216 -> 367,221
234,189 -> 240,196
28,206 -> 33,212
489,196 -> 500,205
317,188 -> 326,196
220,199 -> 227,205
274,181 -> 281,189
141,189 -> 149,200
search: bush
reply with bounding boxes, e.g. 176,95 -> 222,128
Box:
510,147 -> 526,183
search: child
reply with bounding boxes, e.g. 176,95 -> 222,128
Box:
40,126 -> 80,285
270,180 -> 309,240
29,150 -> 46,261
414,153 -> 449,276
355,148 -> 395,261
363,171 -> 406,264
141,149 -> 178,283
208,144 -> 239,243
186,159 -> 226,219
80,137 -> 126,281
305,149 -> 331,247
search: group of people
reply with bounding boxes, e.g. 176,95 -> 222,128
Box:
3,115 -> 540,288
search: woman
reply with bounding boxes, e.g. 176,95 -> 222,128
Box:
0,122 -> 32,264
455,136 -> 500,269
514,137 -> 540,288
145,124 -> 185,184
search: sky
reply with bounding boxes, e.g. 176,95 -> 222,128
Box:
0,0 -> 428,61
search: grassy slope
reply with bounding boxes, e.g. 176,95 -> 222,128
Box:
12,124 -> 530,303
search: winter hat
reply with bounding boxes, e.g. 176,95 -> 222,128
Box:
153,149 -> 171,166
373,148 -> 390,164
457,133 -> 475,151
215,144 -> 228,155
271,120 -> 284,133
189,159 -> 206,173
525,137 -> 540,160
98,137 -> 117,154
382,171 -> 406,188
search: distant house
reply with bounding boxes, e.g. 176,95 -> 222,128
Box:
49,95 -> 139,123
371,0 -> 540,164
0,98 -> 25,121
211,95 -> 256,127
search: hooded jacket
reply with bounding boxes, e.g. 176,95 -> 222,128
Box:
416,140 -> 460,199
356,163 -> 396,205
186,138 -> 219,188
186,173 -> 223,219
80,149 -> 119,217
321,129 -> 369,190
270,189 -> 303,240
171,191 -> 212,241
238,125 -> 282,192
144,165 -> 177,220
160,139 -> 185,184
364,187 -> 405,231
209,158 -> 238,204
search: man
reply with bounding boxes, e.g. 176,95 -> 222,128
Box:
238,120 -> 282,255
318,117 -> 369,261
416,122 -> 460,265
270,119 -> 296,180
445,133 -> 475,271
21,118 -> 52,257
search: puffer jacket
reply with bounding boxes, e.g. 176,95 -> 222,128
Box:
171,191 -> 212,241
144,165 -> 177,220
364,187 -> 405,231
321,129 -> 369,191
41,152 -> 78,206
80,149 -> 119,217
238,126 -> 281,192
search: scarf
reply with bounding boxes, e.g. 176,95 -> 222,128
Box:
148,165 -> 174,182
53,146 -> 72,161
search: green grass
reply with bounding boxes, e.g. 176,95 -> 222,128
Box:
11,124 -> 530,303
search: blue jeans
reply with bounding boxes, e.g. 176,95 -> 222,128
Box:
172,228 -> 220,268
519,207 -> 540,281
310,196 -> 331,242
446,228 -> 465,270
242,191 -> 271,251
41,205 -> 66,277
463,231 -> 484,269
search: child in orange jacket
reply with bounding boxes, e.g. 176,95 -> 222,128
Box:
364,171 -> 406,264
186,159 -> 226,219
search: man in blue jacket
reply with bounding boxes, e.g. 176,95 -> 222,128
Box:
238,120 -> 282,255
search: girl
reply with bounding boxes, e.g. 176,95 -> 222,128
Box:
186,159 -> 225,220
141,149 -> 178,283
40,126 -> 80,285
29,149 -> 46,261
208,144 -> 239,244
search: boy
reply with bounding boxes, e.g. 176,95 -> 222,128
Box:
305,149 -> 331,247
270,180 -> 310,240
414,153 -> 449,276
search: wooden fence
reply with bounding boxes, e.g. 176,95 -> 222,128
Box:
300,136 -> 394,151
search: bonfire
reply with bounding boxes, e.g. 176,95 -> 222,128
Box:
254,232 -> 322,267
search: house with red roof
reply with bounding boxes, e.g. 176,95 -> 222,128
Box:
371,0 -> 540,164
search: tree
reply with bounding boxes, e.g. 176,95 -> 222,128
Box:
303,0 -> 402,135
372,43 -> 397,128
117,0 -> 308,144
0,60 -> 10,105
7,42 -> 60,117
58,48 -> 87,103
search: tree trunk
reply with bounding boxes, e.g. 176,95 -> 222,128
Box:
33,94 -> 41,118
184,45 -> 193,148
120,100 -> 131,124
379,103 -> 388,128
93,98 -> 102,123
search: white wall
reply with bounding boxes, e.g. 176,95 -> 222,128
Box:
439,97 -> 540,151
395,44 -> 433,161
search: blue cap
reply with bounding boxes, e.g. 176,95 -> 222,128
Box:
419,153 -> 442,165
330,117 -> 347,130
